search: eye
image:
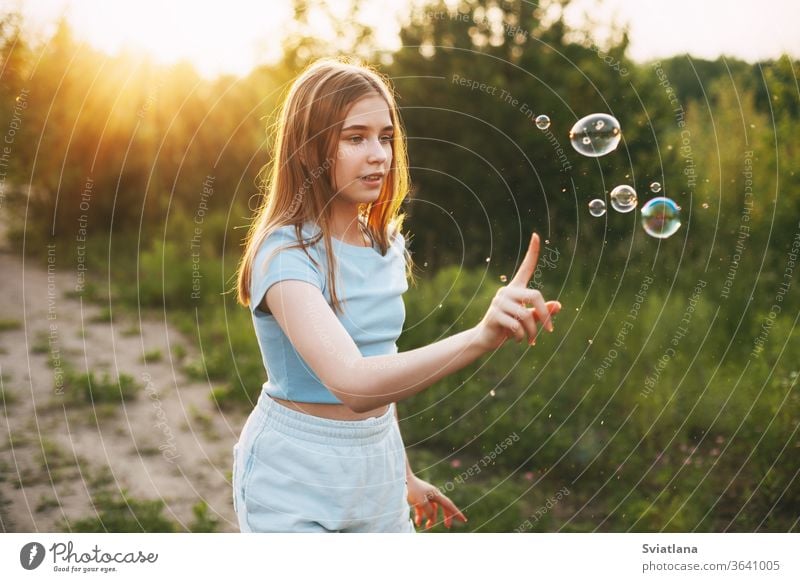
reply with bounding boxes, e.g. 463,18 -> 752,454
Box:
380,134 -> 394,143
346,135 -> 363,144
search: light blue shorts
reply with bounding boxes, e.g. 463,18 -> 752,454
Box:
232,392 -> 415,533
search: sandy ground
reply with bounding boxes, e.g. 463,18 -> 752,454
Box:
0,224 -> 248,532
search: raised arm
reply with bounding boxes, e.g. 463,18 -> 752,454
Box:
265,233 -> 561,413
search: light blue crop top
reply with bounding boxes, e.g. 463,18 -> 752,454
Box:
249,221 -> 408,404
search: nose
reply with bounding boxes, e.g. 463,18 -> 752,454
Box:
367,137 -> 388,164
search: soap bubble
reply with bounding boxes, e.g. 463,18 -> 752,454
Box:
641,197 -> 681,239
535,114 -> 551,130
650,182 -> 662,193
588,199 -> 606,217
569,113 -> 621,157
500,275 -> 507,283
609,185 -> 637,213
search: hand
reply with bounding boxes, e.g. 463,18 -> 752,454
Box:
406,474 -> 467,530
475,233 -> 562,351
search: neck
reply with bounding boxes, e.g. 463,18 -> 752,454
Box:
327,200 -> 366,245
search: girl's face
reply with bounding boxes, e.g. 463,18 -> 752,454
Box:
332,94 -> 393,207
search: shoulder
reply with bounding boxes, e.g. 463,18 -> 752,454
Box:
252,223 -> 324,280
250,224 -> 324,312
387,225 -> 407,250
255,223 -> 321,259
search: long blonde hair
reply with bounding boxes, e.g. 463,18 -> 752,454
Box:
236,57 -> 413,314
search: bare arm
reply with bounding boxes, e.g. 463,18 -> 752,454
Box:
267,279 -> 490,411
265,233 -> 560,413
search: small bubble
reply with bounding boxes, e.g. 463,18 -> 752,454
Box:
535,114 -> 551,130
544,239 -> 550,244
569,113 -> 622,157
423,261 -> 428,267
609,185 -> 638,213
500,275 -> 507,283
588,339 -> 593,344
702,203 -> 709,209
438,303 -> 443,308
650,181 -> 662,193
485,257 -> 491,263
548,413 -> 552,418
490,389 -> 496,397
588,198 -> 606,217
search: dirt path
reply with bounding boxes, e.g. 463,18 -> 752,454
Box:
0,238 -> 247,532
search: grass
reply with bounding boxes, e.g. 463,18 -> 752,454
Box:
60,368 -> 140,404
121,325 -> 141,337
30,331 -> 49,354
15,438 -> 82,488
187,405 -> 218,441
66,489 -> 178,532
0,318 -> 21,332
35,495 -> 61,513
0,382 -> 17,406
140,348 -> 163,364
171,343 -> 187,361
89,307 -> 112,323
64,489 -> 219,532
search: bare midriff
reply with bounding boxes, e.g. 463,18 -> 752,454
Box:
269,396 -> 389,421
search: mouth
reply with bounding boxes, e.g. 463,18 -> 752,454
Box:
360,172 -> 385,184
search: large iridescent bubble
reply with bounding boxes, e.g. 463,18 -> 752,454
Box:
568,113 -> 622,157
641,197 -> 681,239
609,185 -> 638,213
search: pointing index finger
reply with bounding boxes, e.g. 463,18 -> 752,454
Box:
509,233 -> 540,287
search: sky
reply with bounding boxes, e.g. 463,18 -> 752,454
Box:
2,0 -> 798,79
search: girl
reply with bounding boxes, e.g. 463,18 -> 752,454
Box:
233,57 -> 561,533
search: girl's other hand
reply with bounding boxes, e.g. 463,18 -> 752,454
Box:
475,233 -> 562,351
407,474 -> 467,530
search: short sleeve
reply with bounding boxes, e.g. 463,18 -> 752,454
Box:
250,227 -> 324,313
